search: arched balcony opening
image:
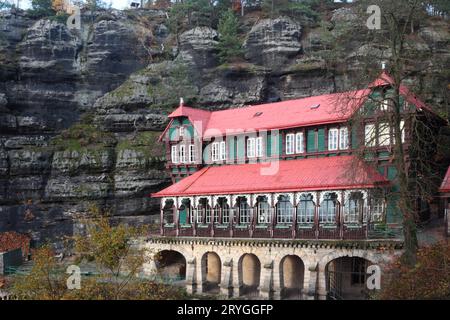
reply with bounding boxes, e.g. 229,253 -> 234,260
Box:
202,252 -> 222,294
236,196 -> 251,226
344,192 -> 365,224
196,197 -> 212,236
325,256 -> 373,300
319,192 -> 339,225
162,199 -> 175,224
255,196 -> 271,225
280,255 -> 305,300
179,198 -> 192,225
275,195 -> 294,225
297,194 -> 315,225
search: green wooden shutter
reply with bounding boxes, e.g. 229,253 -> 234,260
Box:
307,130 -> 316,152
317,128 -> 325,152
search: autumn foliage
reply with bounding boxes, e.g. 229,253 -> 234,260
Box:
0,231 -> 31,258
378,241 -> 450,299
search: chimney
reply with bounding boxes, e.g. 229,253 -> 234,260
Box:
179,97 -> 184,107
381,61 -> 386,70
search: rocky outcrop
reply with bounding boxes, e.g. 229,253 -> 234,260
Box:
0,7 -> 448,248
244,17 -> 302,69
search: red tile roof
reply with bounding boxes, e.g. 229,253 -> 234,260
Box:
152,156 -> 389,197
163,72 -> 443,141
167,90 -> 370,139
439,166 -> 450,193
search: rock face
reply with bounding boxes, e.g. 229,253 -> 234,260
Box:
244,17 -> 302,68
0,7 -> 448,248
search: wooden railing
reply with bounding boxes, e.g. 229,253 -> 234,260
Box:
160,222 -> 370,240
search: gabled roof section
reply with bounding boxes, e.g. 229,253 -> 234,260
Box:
439,166 -> 450,193
152,155 -> 389,197
369,71 -> 440,117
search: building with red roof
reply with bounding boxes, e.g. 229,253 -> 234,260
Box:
144,71 -> 449,300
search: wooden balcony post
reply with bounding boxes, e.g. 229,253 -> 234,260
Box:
174,201 -> 179,237
292,203 -> 298,239
315,191 -> 320,239
340,191 -> 345,239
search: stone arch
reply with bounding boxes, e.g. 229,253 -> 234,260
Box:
154,250 -> 187,282
238,253 -> 261,297
319,251 -> 379,300
279,255 -> 305,299
201,251 -> 222,294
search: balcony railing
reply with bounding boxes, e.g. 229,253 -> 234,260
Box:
160,222 -> 373,240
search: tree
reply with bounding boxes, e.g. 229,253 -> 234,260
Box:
378,241 -> 450,299
323,0 -> 449,265
216,9 -> 243,63
12,245 -> 67,300
11,206 -> 187,300
29,0 -> 56,17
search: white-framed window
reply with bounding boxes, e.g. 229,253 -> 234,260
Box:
255,137 -> 263,157
364,124 -> 376,147
189,144 -> 196,163
319,193 -> 337,223
179,126 -> 185,137
247,138 -> 255,158
171,145 -> 179,163
211,142 -> 219,161
378,122 -> 390,146
286,133 -> 295,155
247,137 -> 263,158
220,141 -> 226,160
371,198 -> 384,222
344,192 -> 363,223
179,145 -> 186,163
276,196 -> 293,224
380,99 -> 388,111
297,194 -> 315,223
339,127 -> 349,150
295,132 -> 304,153
222,205 -> 230,224
205,206 -> 212,224
239,199 -> 251,224
328,128 -> 339,151
256,198 -> 270,224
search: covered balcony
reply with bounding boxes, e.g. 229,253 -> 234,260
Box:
153,155 -> 390,240
159,189 -> 386,240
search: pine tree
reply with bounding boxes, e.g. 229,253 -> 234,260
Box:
216,9 -> 243,63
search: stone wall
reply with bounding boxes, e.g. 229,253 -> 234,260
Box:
142,238 -> 402,299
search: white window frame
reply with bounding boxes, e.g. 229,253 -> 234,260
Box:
286,133 -> 295,155
189,144 -> 196,163
365,124 -> 376,147
247,138 -> 255,158
339,127 -> 349,150
179,144 -> 186,163
211,142 -> 220,161
171,145 -> 179,163
295,132 -> 304,153
328,128 -> 339,151
378,122 -> 391,146
380,99 -> 388,111
255,137 -> 263,157
179,126 -> 185,137
371,198 -> 384,222
219,141 -> 226,161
